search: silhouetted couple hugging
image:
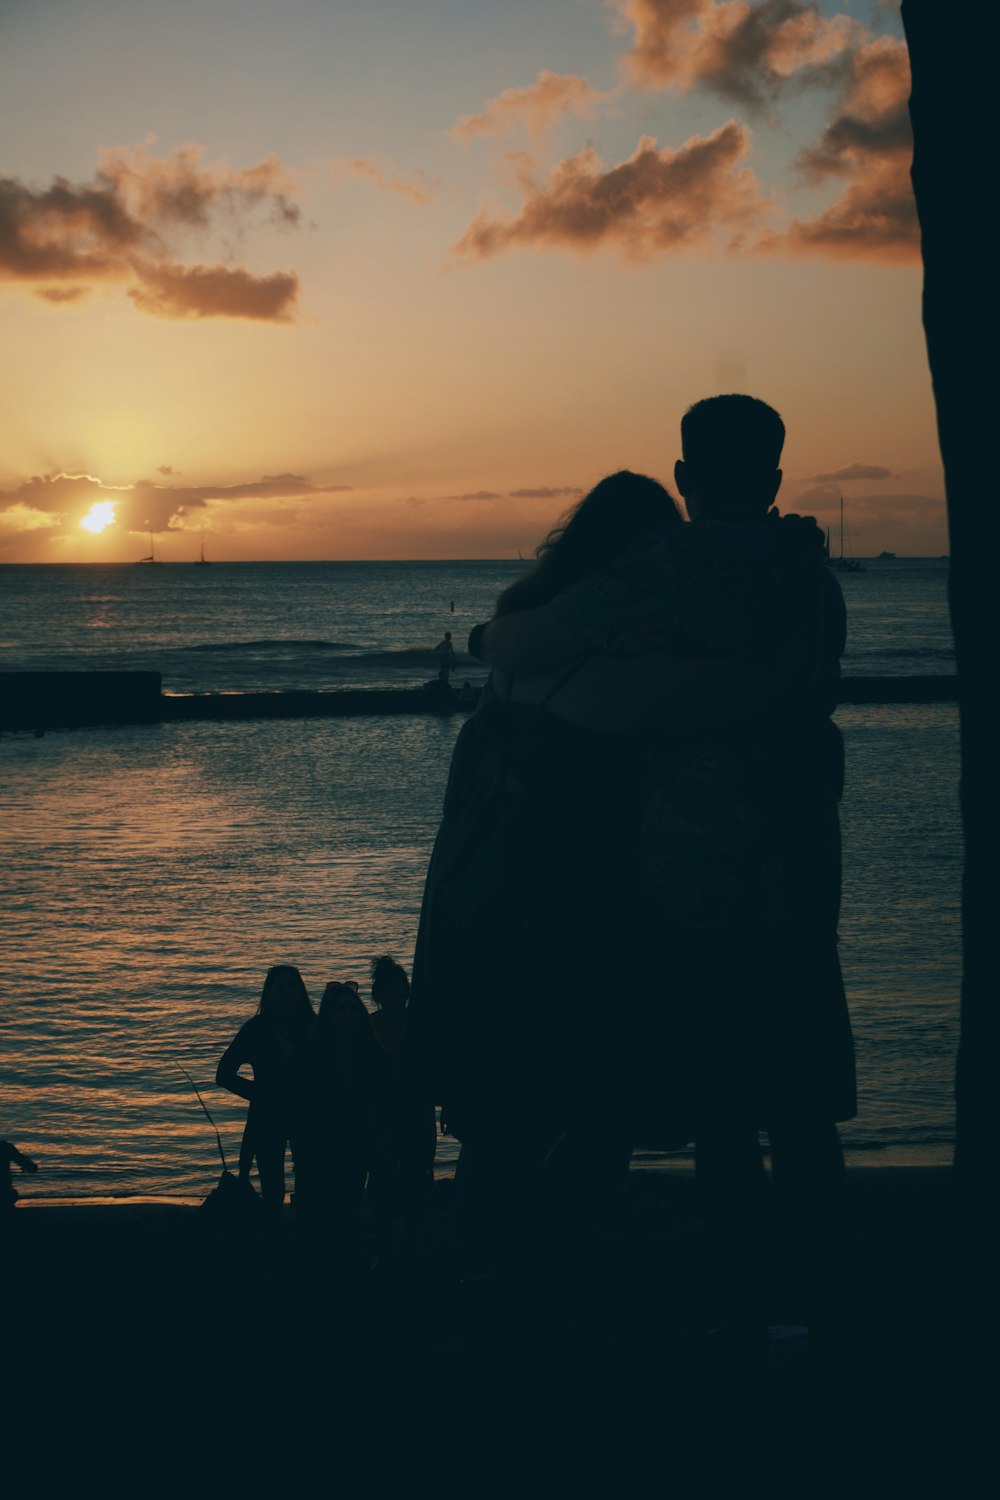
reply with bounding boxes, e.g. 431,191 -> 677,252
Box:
405,393 -> 855,1332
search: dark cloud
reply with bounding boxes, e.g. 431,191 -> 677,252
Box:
0,173 -> 142,280
447,490 -> 504,501
156,465 -> 177,476
330,159 -> 436,205
451,71 -> 612,143
758,36 -> 917,262
0,470 -> 353,536
508,485 -> 583,499
127,259 -> 299,322
0,144 -> 303,321
606,5 -> 916,263
452,121 -> 769,262
812,463 -> 894,482
612,0 -> 861,107
796,38 -> 912,178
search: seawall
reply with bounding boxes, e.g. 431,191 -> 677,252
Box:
0,669 -> 958,733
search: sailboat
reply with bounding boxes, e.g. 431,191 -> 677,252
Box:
196,534 -> 212,565
826,495 -> 864,572
135,530 -> 163,564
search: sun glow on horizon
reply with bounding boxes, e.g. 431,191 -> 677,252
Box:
80,501 -> 118,534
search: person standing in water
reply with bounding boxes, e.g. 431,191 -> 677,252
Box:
433,630 -> 456,683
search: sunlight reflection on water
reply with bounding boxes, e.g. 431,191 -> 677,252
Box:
1,703 -> 961,1197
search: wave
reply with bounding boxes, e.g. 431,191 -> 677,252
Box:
355,648 -> 468,666
181,638 -> 356,653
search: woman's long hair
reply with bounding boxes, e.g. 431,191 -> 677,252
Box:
495,470 -> 680,617
370,955 -> 410,1008
317,981 -> 369,1035
314,983 -> 380,1079
257,964 -> 315,1037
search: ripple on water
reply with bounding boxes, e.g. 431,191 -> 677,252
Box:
2,703 -> 961,1196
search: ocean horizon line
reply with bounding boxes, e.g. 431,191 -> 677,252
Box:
0,554 -> 950,567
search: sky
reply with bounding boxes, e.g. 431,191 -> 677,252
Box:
0,0 -> 946,560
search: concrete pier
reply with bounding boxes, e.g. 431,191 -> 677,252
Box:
1,671 -> 164,732
0,671 -> 465,731
1,669 -> 958,733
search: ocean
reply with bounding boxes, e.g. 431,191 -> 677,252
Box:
0,558 -> 960,1199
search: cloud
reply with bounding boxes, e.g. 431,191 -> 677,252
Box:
452,121 -> 769,262
406,485 -> 584,505
0,469 -> 353,537
812,463 -> 893,482
330,159 -> 436,205
612,0 -> 861,107
34,285 -> 90,304
794,482 -> 934,517
787,485 -> 947,552
127,258 -> 299,321
156,465 -> 177,476
758,35 -> 916,262
97,142 -> 301,229
509,485 -> 584,499
0,143 -> 303,320
452,70 -> 612,143
0,503 -> 60,532
796,37 -> 912,176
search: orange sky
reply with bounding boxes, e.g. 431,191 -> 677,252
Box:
0,1 -> 946,560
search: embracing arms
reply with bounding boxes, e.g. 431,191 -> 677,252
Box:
470,615 -> 779,733
469,608 -> 586,676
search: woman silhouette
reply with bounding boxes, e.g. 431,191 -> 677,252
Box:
290,981 -> 381,1251
216,964 -> 315,1218
404,473 -> 687,1262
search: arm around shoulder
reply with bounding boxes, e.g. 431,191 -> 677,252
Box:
471,607 -> 587,675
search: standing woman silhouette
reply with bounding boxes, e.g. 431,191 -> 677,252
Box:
216,965 -> 316,1218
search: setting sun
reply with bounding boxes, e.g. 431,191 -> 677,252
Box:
80,501 -> 117,534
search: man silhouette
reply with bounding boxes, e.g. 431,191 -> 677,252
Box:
433,630 -> 456,683
474,395 -> 855,1331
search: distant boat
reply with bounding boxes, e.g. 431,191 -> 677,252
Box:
196,535 -> 212,565
827,496 -> 864,572
135,531 -> 163,565
877,550 -> 897,560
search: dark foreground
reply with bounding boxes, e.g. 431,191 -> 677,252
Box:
1,1166 -> 986,1488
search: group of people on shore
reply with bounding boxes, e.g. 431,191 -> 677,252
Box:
216,956 -> 416,1249
219,393 -> 856,1329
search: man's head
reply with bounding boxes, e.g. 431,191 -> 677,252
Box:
675,394 -> 785,521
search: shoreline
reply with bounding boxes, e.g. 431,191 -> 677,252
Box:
4,1153 -> 974,1478
14,1149 -> 956,1212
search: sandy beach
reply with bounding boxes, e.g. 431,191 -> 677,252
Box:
2,1161 -> 978,1485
